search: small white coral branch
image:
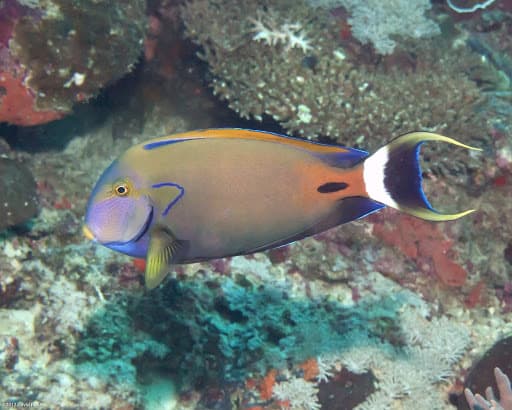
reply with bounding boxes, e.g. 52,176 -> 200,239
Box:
316,354 -> 336,383
248,12 -> 312,53
273,377 -> 321,410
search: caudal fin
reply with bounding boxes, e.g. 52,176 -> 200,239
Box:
363,132 -> 481,221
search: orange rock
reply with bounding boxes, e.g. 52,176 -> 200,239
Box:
0,71 -> 64,126
259,369 -> 277,401
133,258 -> 146,272
299,358 -> 319,381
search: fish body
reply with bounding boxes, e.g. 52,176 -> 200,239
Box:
84,129 -> 478,289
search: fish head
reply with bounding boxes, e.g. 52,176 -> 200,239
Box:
84,160 -> 153,253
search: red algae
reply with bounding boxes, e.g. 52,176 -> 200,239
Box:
372,213 -> 468,287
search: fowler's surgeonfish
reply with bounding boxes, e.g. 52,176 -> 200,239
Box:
83,129 -> 479,289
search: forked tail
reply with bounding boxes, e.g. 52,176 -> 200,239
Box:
363,132 -> 481,221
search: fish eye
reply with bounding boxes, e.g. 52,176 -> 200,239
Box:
114,182 -> 130,196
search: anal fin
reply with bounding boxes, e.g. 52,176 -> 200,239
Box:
249,197 -> 384,254
307,197 -> 384,235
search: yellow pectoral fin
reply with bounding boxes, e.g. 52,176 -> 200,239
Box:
145,227 -> 187,290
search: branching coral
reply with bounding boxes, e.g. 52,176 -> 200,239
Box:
307,0 -> 440,54
249,10 -> 313,53
273,377 -> 321,410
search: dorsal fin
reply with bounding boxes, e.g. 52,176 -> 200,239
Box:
142,128 -> 356,156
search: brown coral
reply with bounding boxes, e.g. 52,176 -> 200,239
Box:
10,0 -> 147,113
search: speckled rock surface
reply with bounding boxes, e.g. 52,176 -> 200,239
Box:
0,157 -> 38,230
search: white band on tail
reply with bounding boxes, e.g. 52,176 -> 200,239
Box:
362,145 -> 399,209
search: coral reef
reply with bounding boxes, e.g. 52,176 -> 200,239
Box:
1,1 -> 512,409
193,276 -> 472,410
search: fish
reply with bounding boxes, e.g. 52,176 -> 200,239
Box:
83,129 -> 480,289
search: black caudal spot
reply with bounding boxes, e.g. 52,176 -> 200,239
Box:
317,182 -> 348,193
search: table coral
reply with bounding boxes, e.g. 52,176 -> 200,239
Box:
181,0 -> 488,154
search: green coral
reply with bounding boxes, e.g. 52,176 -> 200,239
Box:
74,298 -> 170,386
72,273 -> 406,388
123,274 -> 406,385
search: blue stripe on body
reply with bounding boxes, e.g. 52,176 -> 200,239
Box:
143,138 -> 199,150
151,182 -> 185,216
